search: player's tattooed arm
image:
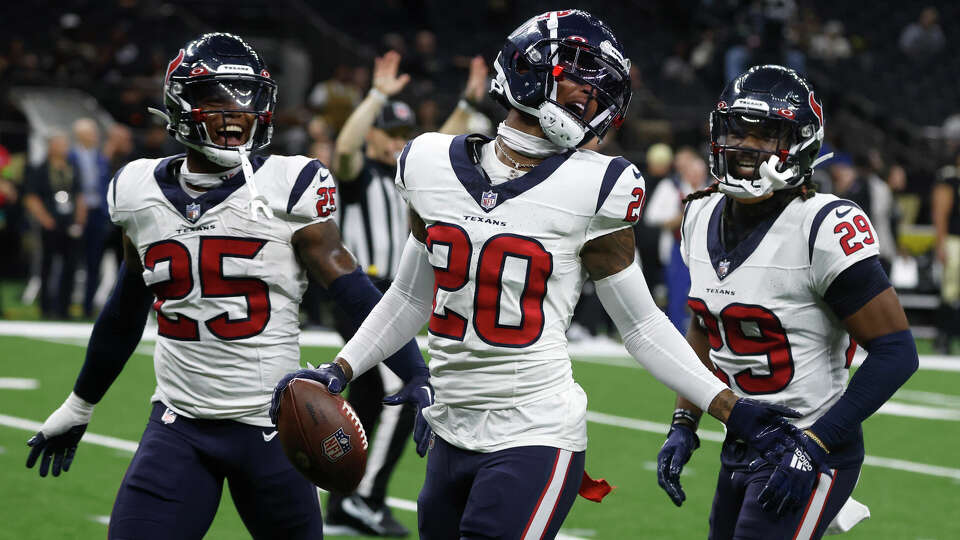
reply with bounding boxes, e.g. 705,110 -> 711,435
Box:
580,227 -> 636,280
291,221 -> 359,287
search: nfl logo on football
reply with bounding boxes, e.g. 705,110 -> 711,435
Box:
186,202 -> 201,222
481,190 -> 498,210
321,428 -> 352,462
718,259 -> 731,278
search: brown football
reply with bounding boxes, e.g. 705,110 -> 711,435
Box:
276,378 -> 368,494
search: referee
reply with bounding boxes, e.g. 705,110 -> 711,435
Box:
324,50 -> 485,537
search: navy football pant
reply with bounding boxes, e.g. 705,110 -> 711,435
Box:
708,440 -> 861,540
418,435 -> 585,540
109,402 -> 323,540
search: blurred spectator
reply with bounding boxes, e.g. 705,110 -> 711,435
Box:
724,2 -> 805,83
932,153 -> 960,354
69,118 -> 111,317
23,132 -> 86,319
104,123 -> 135,172
308,64 -> 364,133
899,7 -> 945,59
644,147 -> 708,331
636,143 -> 674,296
809,20 -> 852,62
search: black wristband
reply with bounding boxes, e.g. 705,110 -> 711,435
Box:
672,408 -> 700,429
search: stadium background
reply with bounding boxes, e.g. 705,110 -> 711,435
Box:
0,1 -> 958,539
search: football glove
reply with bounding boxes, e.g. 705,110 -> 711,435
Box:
26,392 -> 94,477
754,430 -> 832,516
382,376 -> 434,457
657,423 -> 700,506
724,398 -> 802,457
270,363 -> 348,425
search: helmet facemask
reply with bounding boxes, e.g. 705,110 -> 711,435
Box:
532,39 -> 631,147
710,110 -> 819,199
166,75 -> 277,167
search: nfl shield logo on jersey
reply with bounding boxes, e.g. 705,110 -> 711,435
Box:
321,428 -> 352,462
185,202 -> 201,222
718,259 -> 731,278
481,190 -> 498,210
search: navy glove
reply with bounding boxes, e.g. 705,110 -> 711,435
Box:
383,376 -> 434,457
657,423 -> 700,506
27,392 -> 94,477
27,426 -> 88,477
754,431 -> 832,515
725,398 -> 801,457
270,363 -> 349,425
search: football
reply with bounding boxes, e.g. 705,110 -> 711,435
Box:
276,378 -> 368,494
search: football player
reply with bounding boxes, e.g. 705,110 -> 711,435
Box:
273,11 -> 815,539
655,65 -> 918,539
25,33 -> 428,540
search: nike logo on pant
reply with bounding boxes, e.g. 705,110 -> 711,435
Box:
262,430 -> 278,442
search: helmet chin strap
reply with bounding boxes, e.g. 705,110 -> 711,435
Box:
537,101 -> 586,149
237,146 -> 273,221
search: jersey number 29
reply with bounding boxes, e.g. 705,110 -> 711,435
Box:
426,224 -> 552,348
144,237 -> 270,341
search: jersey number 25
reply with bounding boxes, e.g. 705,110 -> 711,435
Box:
144,237 -> 270,341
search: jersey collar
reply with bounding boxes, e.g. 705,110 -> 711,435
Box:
153,153 -> 267,222
448,134 -> 574,213
706,196 -> 783,280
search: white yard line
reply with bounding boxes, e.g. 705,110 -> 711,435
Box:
0,378 -> 38,390
3,320 -> 959,372
2,411 -> 959,483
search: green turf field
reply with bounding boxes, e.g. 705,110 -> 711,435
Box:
1,333 -> 958,539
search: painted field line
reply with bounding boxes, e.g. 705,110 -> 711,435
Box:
0,378 -> 38,390
0,413 -> 588,539
3,410 -> 958,482
584,411 -> 960,481
3,320 -> 959,372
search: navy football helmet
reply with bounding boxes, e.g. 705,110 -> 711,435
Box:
154,33 -> 277,167
709,65 -> 828,199
489,9 -> 632,148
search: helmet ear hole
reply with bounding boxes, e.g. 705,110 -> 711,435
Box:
514,54 -> 531,75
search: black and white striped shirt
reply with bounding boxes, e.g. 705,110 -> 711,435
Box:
337,158 -> 408,281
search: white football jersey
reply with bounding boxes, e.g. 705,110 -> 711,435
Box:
681,192 -> 880,427
107,153 -> 337,427
397,133 -> 646,452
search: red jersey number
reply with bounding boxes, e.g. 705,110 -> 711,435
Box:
143,237 -> 270,341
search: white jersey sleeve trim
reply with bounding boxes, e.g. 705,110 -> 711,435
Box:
339,234 -> 435,378
595,264 -> 728,411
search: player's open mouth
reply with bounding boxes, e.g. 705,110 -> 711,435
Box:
564,102 -> 586,117
216,124 -> 246,146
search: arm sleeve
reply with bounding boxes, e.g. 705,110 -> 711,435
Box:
809,329 -> 918,449
595,264 -> 729,411
585,158 -> 646,242
73,262 -> 154,403
823,255 -> 891,320
338,234 -> 436,379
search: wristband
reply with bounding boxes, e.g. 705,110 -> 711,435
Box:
457,98 -> 475,112
368,88 -> 388,103
672,408 -> 699,429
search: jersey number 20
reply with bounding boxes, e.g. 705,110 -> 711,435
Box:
143,237 -> 270,341
426,224 -> 552,348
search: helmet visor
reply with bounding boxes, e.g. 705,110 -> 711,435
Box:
711,111 -> 797,181
185,78 -> 275,112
